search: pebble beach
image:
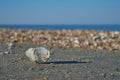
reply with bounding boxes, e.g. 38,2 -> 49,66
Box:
0,28 -> 120,80
0,28 -> 120,51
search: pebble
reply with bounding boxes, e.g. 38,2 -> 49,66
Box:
7,42 -> 14,50
4,51 -> 10,55
0,29 -> 120,51
64,74 -> 70,78
43,77 -> 48,80
18,57 -> 25,61
29,67 -> 34,71
110,73 -> 114,76
99,73 -> 106,78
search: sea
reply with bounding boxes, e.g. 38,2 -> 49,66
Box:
0,25 -> 120,32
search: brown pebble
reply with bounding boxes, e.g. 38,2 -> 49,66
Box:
29,67 -> 34,71
76,57 -> 82,61
99,66 -> 104,70
18,57 -> 25,61
43,77 -> 48,80
72,74 -> 81,78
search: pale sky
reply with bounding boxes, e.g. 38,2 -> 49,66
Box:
0,0 -> 120,24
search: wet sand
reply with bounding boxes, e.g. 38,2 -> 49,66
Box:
0,43 -> 120,80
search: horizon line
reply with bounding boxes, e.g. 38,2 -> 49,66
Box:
0,24 -> 120,25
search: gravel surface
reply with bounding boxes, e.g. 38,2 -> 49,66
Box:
0,43 -> 120,80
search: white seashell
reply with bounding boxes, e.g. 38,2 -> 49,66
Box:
73,39 -> 79,44
25,47 -> 50,64
25,48 -> 36,62
7,42 -> 14,50
73,37 -> 79,44
35,47 -> 50,63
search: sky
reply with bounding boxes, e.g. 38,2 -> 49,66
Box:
0,0 -> 120,25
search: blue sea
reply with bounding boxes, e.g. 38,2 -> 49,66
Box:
0,25 -> 120,32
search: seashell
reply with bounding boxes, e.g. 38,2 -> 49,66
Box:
7,42 -> 14,50
84,40 -> 89,46
73,38 -> 80,47
111,31 -> 119,38
25,47 -> 50,64
73,37 -> 79,44
90,33 -> 94,37
73,39 -> 79,44
93,36 -> 100,41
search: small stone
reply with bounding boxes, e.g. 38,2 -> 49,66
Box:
21,68 -> 25,71
40,68 -> 44,70
43,77 -> 48,80
50,63 -> 54,64
82,59 -> 92,63
76,57 -> 81,61
99,73 -> 106,77
18,57 -> 25,61
110,73 -> 114,76
114,68 -> 120,71
52,65 -> 55,67
7,42 -> 14,50
4,51 -> 10,55
29,67 -> 34,71
73,74 -> 81,78
64,74 -> 70,78
99,66 -> 104,70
